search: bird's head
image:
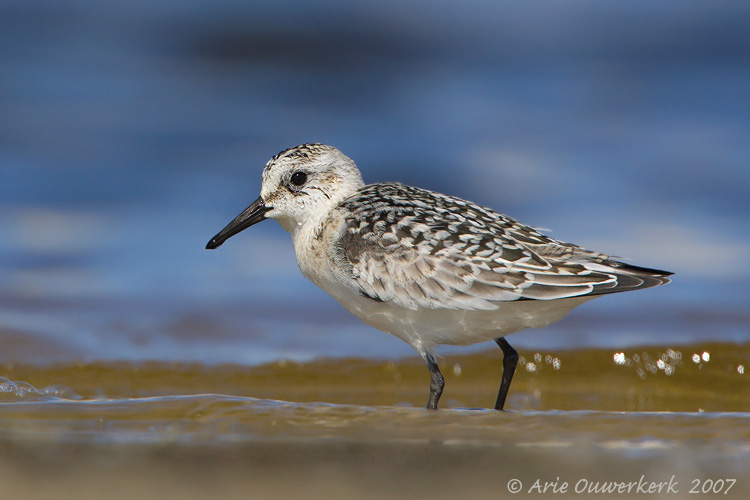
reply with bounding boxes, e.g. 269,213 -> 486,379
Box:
206,143 -> 363,249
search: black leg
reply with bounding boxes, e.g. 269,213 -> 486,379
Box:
424,352 -> 444,410
494,337 -> 518,411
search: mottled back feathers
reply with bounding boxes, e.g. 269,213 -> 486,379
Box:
334,183 -> 671,311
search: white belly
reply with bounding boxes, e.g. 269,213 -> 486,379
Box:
322,278 -> 594,351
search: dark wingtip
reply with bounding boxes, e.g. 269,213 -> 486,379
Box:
614,262 -> 674,278
579,261 -> 673,298
206,237 -> 223,250
608,261 -> 674,290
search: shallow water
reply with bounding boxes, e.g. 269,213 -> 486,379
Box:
4,411 -> 746,499
3,400 -> 750,497
2,343 -> 749,499
2,342 -> 748,411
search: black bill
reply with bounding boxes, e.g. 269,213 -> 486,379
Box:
206,196 -> 271,249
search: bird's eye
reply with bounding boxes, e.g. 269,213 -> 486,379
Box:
290,171 -> 307,187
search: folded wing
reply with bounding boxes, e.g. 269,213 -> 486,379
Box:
335,183 -> 671,311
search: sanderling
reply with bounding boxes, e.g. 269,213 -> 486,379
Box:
207,143 -> 672,410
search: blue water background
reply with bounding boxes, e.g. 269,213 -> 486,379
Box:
1,0 -> 748,364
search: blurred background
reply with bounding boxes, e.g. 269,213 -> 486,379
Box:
2,3 -> 750,497
1,0 -> 748,366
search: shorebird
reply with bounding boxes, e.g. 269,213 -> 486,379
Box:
207,143 -> 671,410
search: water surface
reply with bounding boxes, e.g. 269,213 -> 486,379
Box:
2,343 -> 749,499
